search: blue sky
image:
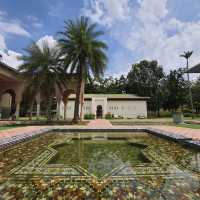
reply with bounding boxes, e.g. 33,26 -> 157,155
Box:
0,0 -> 200,77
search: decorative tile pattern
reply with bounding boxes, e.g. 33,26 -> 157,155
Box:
1,131 -> 200,199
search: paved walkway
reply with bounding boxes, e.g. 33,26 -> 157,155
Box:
0,121 -> 16,126
0,126 -> 47,139
152,125 -> 200,140
87,119 -> 113,128
0,121 -> 200,141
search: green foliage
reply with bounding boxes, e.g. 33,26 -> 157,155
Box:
105,113 -> 113,119
126,60 -> 165,116
85,59 -> 200,116
192,77 -> 200,113
84,113 -> 95,120
159,111 -> 172,118
85,75 -> 127,94
18,42 -> 67,121
162,68 -> 187,111
58,16 -> 108,123
180,51 -> 193,60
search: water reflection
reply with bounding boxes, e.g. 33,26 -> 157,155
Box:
1,131 -> 200,199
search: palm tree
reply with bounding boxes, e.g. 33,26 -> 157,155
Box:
18,41 -> 66,121
180,51 -> 194,117
58,17 -> 108,123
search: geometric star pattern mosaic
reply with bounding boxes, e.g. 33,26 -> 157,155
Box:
1,132 -> 200,199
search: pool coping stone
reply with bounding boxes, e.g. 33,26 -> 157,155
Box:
0,126 -> 199,150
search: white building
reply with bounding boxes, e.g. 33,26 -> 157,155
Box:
60,94 -> 148,119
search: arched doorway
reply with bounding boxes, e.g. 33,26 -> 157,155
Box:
96,105 -> 103,118
0,89 -> 16,119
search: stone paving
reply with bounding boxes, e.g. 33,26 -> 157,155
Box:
0,126 -> 47,139
152,125 -> 200,140
87,119 -> 113,128
0,120 -> 200,149
0,120 -> 16,126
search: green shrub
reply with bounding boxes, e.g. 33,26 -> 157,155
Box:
159,110 -> 172,118
183,112 -> 193,117
105,113 -> 113,119
84,113 -> 95,120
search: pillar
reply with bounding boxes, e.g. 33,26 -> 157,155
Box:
36,103 -> 40,119
14,86 -> 24,120
0,94 -> 2,119
57,99 -> 61,120
35,93 -> 41,119
15,100 -> 21,119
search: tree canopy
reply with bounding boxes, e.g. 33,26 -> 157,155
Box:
58,16 -> 108,122
18,41 -> 66,121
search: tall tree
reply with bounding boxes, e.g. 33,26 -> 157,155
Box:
192,77 -> 200,113
126,60 -> 165,116
58,17 -> 107,123
85,75 -> 127,94
18,42 -> 66,121
162,68 -> 187,111
180,51 -> 194,115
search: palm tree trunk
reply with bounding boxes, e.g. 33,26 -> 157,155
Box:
73,66 -> 83,124
46,97 -> 53,122
186,58 -> 194,118
79,80 -> 85,121
64,102 -> 67,120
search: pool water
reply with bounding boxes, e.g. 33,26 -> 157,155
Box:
49,139 -> 150,178
1,132 -> 200,199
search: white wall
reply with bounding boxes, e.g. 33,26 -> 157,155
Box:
60,99 -> 147,119
107,100 -> 147,118
60,100 -> 92,119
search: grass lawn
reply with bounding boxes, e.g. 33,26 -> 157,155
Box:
19,116 -> 47,121
176,124 -> 200,129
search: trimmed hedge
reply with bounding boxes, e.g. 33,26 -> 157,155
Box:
84,113 -> 95,120
105,113 -> 113,119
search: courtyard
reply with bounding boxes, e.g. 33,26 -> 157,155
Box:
1,1 -> 200,199
0,120 -> 200,199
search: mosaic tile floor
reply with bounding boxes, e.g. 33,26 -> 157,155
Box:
1,132 -> 200,199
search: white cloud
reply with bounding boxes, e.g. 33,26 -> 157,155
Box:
121,0 -> 200,71
36,35 -> 57,49
32,22 -> 43,28
137,0 -> 168,24
1,50 -> 23,69
0,22 -> 30,37
27,15 -> 43,28
0,34 -> 6,49
0,35 -> 57,69
81,0 -> 131,27
82,0 -> 200,74
0,10 -> 30,69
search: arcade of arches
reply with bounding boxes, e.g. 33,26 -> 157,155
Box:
0,61 -> 77,120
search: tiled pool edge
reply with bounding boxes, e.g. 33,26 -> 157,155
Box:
0,127 -> 200,150
0,127 -> 52,150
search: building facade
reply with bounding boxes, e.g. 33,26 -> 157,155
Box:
0,61 -> 148,120
60,94 -> 148,119
0,61 -> 77,119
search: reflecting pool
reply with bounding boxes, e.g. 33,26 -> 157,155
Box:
0,132 -> 200,199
